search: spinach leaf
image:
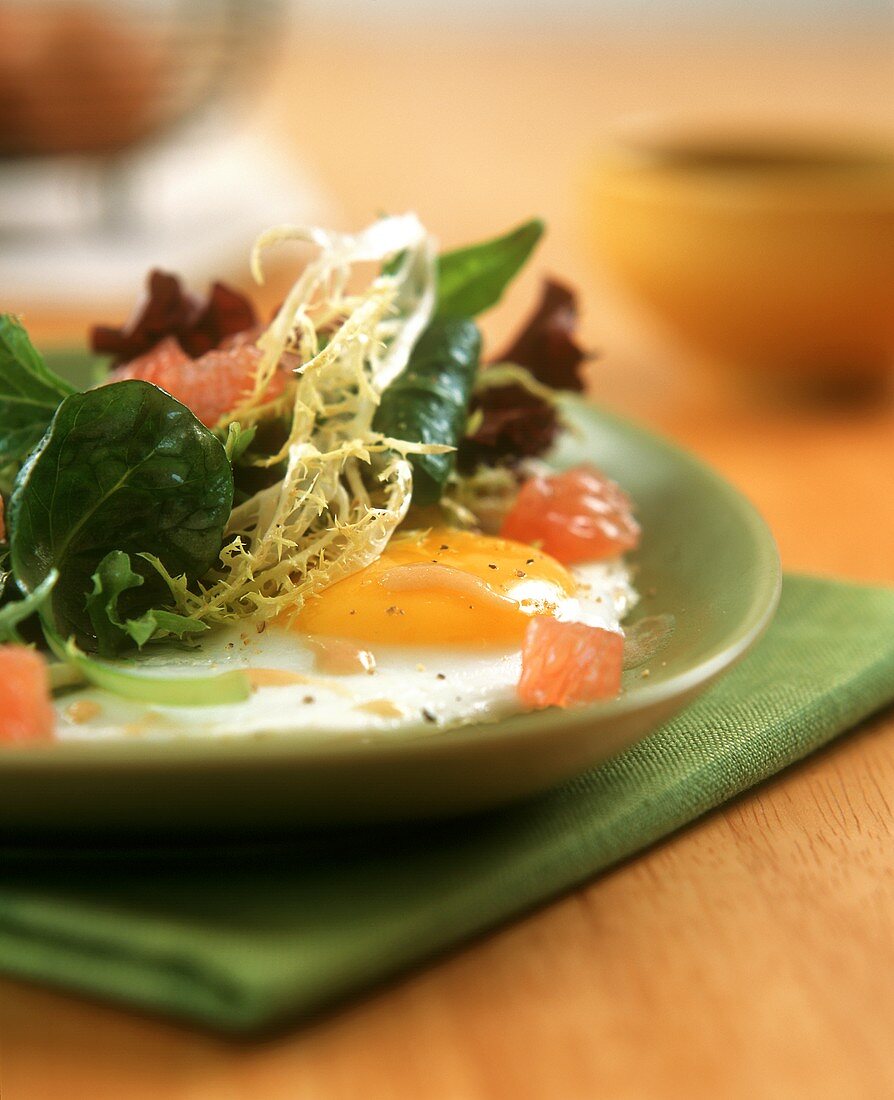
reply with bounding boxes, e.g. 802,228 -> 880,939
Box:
435,219 -> 544,319
9,380 -> 233,647
373,318 -> 481,505
0,314 -> 76,465
87,550 -> 208,656
0,570 -> 57,644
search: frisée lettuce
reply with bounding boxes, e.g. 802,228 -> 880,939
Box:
0,212 -> 598,704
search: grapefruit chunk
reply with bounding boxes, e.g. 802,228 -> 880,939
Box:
107,334 -> 289,427
518,617 -> 624,709
0,645 -> 55,743
501,464 -> 640,564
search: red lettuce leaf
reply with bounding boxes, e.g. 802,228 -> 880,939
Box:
458,278 -> 588,469
458,382 -> 560,472
495,277 -> 589,392
187,282 -> 258,358
90,271 -> 257,365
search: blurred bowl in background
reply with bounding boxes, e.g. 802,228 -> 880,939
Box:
587,121 -> 894,389
0,0 -> 326,309
0,0 -> 284,158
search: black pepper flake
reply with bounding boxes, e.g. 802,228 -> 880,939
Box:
302,695 -> 315,704
488,563 -> 498,570
515,569 -> 526,578
421,708 -> 437,723
436,673 -> 446,680
526,558 -> 535,565
386,605 -> 404,616
439,544 -> 449,551
256,622 -> 267,634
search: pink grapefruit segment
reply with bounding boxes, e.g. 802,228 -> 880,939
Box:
0,645 -> 55,743
106,334 -> 289,427
518,617 -> 624,709
501,464 -> 640,564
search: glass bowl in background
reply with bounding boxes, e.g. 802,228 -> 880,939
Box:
0,0 -> 332,309
0,0 -> 284,159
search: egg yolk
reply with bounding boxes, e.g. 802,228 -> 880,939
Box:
290,528 -> 576,647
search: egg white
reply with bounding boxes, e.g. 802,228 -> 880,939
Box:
54,559 -> 637,742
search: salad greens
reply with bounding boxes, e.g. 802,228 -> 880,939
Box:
9,380 -> 233,648
386,218 -> 544,319
222,421 -> 257,464
0,571 -> 57,644
435,218 -> 544,319
45,631 -> 251,706
373,318 -> 481,504
495,277 -> 587,392
87,551 -> 209,656
0,315 -> 75,467
0,211 -> 591,711
68,655 -> 252,707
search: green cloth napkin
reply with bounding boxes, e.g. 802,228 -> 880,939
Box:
0,574 -> 892,1033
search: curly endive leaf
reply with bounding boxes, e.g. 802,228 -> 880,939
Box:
155,216 -> 439,628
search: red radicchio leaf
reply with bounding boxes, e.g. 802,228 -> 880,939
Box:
494,277 -> 589,392
458,278 -> 589,470
186,282 -> 258,358
90,270 -> 257,365
458,382 -> 560,473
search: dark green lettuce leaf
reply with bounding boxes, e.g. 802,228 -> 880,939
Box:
9,380 -> 233,648
435,219 -> 544,319
373,318 -> 481,505
0,314 -> 76,465
87,550 -> 208,657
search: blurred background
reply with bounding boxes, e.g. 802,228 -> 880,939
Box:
1,1 -> 889,296
0,0 -> 892,572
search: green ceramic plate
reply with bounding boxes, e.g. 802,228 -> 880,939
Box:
0,373 -> 780,836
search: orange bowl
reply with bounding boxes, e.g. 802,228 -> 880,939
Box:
588,124 -> 894,385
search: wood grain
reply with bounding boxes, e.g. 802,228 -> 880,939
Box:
1,23 -> 893,1100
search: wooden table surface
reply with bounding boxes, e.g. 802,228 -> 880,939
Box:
1,23 -> 893,1100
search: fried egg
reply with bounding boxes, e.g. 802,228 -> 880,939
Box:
54,528 -> 637,742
